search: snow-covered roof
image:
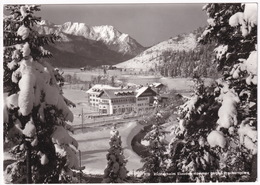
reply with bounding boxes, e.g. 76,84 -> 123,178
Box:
150,82 -> 164,88
86,84 -> 119,94
100,88 -> 136,99
135,86 -> 157,97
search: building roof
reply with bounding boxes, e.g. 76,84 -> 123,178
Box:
99,88 -> 136,99
86,84 -> 119,94
149,82 -> 164,88
91,84 -> 157,99
135,86 -> 157,97
135,86 -> 149,97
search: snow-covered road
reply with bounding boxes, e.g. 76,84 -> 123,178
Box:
72,121 -> 144,175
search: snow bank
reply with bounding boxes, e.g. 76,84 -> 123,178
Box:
6,93 -> 19,109
51,126 -> 78,148
179,95 -> 199,119
207,18 -> 216,26
217,89 -> 239,128
229,50 -> 257,84
17,25 -> 30,40
65,146 -> 84,170
229,3 -> 257,37
244,51 -> 257,75
18,65 -> 36,116
20,6 -> 28,18
238,119 -> 257,154
7,60 -> 18,70
229,12 -> 244,27
22,42 -> 31,57
244,4 -> 258,29
243,136 -> 257,154
207,130 -> 226,148
214,45 -> 228,60
40,154 -> 49,165
22,119 -> 36,138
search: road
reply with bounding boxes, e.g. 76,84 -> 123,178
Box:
73,115 -> 143,131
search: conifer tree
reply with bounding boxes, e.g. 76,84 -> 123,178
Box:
139,114 -> 167,182
3,5 -> 84,183
170,3 -> 257,182
102,126 -> 128,183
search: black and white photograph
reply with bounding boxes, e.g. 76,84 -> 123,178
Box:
1,0 -> 258,183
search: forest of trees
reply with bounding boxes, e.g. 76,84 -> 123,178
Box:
156,28 -> 219,78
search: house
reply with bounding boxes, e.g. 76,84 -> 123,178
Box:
86,84 -> 120,108
149,82 -> 166,94
135,86 -> 157,112
98,88 -> 136,114
96,86 -> 157,115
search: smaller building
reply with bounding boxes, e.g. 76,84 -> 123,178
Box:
135,86 -> 157,112
149,82 -> 166,94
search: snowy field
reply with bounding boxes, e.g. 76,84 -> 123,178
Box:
62,75 -> 214,175
73,122 -> 143,175
62,89 -> 97,126
63,89 -> 144,175
61,68 -> 205,91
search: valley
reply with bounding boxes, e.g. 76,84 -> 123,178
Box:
61,70 -> 194,176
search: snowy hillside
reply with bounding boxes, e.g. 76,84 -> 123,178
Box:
35,20 -> 145,56
115,33 -> 197,70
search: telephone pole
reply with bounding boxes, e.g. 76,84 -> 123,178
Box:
25,139 -> 32,183
81,108 -> 84,132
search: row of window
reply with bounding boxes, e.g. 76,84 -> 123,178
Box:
89,94 -> 98,97
111,98 -> 135,104
90,98 -> 100,102
137,97 -> 148,101
100,109 -> 107,113
99,105 -> 107,109
112,104 -> 134,108
137,103 -> 149,106
113,107 -> 133,114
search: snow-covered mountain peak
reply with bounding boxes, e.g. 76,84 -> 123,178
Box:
35,20 -> 145,56
115,33 -> 198,70
93,25 -> 121,43
119,33 -> 130,42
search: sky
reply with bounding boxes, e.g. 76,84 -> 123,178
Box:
35,4 -> 208,46
34,3 -> 207,46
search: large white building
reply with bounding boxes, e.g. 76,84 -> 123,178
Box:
86,84 -> 119,108
86,85 -> 157,114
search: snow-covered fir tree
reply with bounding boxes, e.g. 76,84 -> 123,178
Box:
139,113 -> 167,182
169,3 -> 257,182
3,5 -> 84,183
102,126 -> 128,183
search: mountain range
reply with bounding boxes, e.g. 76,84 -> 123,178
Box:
114,33 -> 198,70
37,20 -> 204,70
35,20 -> 146,67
